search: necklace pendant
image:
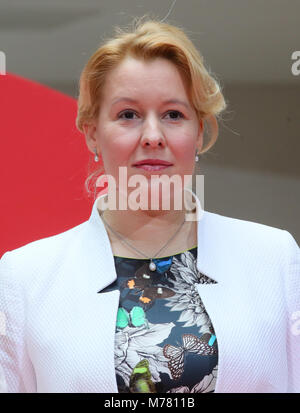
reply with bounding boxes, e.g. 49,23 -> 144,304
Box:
149,260 -> 156,271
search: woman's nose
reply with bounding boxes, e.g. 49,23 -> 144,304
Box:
140,115 -> 166,148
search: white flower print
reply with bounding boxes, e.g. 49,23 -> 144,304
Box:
164,250 -> 217,334
167,364 -> 218,393
114,321 -> 175,388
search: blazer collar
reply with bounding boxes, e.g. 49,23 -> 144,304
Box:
78,188 -> 220,294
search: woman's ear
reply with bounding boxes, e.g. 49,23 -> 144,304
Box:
83,121 -> 98,154
196,118 -> 204,153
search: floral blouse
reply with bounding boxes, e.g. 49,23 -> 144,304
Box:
100,246 -> 218,393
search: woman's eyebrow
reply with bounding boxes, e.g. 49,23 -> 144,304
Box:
111,97 -> 190,109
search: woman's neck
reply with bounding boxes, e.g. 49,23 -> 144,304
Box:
101,207 -> 186,240
99,204 -> 197,259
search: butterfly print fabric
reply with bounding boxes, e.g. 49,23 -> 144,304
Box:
100,247 -> 218,393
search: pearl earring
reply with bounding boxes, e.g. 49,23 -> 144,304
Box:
195,151 -> 199,162
94,149 -> 99,162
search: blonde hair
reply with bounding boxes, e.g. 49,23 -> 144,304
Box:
76,16 -> 227,199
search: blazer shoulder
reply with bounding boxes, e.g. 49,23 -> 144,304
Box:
0,220 -> 89,281
202,209 -> 293,250
202,211 -> 300,280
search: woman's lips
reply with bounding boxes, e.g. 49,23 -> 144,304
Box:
134,164 -> 171,171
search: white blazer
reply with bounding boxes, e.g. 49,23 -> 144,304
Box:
0,189 -> 299,393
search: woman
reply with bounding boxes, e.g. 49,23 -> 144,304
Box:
0,18 -> 299,393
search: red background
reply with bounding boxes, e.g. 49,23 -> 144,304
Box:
0,72 -> 105,257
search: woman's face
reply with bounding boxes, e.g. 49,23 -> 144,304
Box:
84,56 -> 203,206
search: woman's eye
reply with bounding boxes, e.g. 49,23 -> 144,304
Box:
165,110 -> 184,120
118,110 -> 138,120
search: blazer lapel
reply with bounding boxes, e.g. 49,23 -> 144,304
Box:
193,202 -> 259,392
